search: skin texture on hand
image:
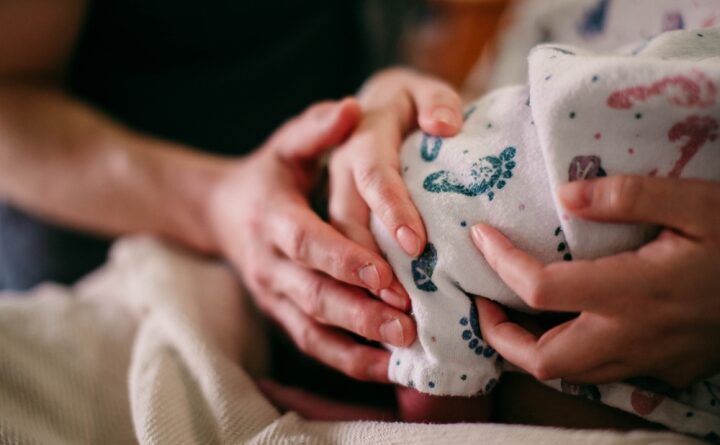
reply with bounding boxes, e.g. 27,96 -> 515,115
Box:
471,176 -> 720,388
207,99 -> 418,383
328,68 -> 464,284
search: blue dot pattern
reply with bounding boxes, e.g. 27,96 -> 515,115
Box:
459,294 -> 497,360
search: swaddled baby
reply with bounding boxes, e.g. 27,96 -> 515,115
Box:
371,26 -> 720,438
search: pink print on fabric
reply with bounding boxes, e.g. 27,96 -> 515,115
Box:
667,115 -> 719,177
607,70 -> 717,109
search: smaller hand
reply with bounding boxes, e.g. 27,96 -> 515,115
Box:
208,99 -> 415,382
328,69 -> 463,298
471,176 -> 720,387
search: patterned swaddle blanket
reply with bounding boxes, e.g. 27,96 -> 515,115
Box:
371,1 -> 720,440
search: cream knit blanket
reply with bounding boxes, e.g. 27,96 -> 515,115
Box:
0,237 -> 703,444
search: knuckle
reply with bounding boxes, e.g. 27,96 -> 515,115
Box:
356,163 -> 384,190
350,305 -> 375,338
531,357 -> 555,381
330,248 -> 357,278
285,224 -> 309,261
253,292 -> 275,315
243,261 -> 268,288
606,176 -> 642,215
252,269 -> 271,291
295,323 -> 316,353
428,88 -> 461,107
343,351 -> 371,381
304,277 -> 327,318
246,206 -> 266,236
357,166 -> 405,224
525,271 -> 551,309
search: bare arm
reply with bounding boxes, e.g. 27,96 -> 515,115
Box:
0,86 -> 225,252
0,0 -> 224,252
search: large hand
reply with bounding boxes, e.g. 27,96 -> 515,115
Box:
471,176 -> 720,387
328,69 -> 463,280
208,99 -> 415,382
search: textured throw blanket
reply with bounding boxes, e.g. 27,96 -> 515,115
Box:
0,236 -> 704,444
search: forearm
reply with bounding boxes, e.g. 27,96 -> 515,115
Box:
0,84 -> 229,253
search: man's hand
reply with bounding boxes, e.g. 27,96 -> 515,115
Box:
208,99 -> 416,382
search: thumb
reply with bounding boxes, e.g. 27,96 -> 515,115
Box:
273,97 -> 362,160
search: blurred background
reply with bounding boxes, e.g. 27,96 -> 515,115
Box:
398,0 -> 509,89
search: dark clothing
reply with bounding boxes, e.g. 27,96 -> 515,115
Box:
0,0 -> 403,290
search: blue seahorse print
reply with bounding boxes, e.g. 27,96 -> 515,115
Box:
420,134 -> 443,161
412,243 -> 438,292
578,0 -> 610,37
423,146 -> 516,201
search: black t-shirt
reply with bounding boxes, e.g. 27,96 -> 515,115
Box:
0,0 -> 397,290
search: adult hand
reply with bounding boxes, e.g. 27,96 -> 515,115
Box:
207,98 -> 415,382
328,69 -> 463,280
471,176 -> 720,388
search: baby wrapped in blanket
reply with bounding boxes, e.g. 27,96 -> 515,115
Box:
370,10 -> 720,440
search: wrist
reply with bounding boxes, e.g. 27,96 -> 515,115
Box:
134,136 -> 233,255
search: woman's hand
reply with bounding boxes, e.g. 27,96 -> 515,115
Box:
207,99 -> 416,382
328,69 -> 463,278
471,176 -> 720,387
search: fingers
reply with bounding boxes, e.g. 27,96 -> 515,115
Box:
405,74 -> 463,137
267,196 -> 394,292
359,68 -> 463,137
558,176 -> 720,239
264,293 -> 392,383
327,157 -> 379,251
272,97 -> 362,160
269,257 -> 415,347
476,298 -> 615,380
470,223 -> 653,312
328,109 -> 427,258
352,158 -> 426,257
327,173 -> 411,310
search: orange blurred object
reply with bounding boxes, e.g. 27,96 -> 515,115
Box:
403,0 -> 511,89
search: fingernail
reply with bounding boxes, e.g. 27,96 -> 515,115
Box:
558,181 -> 594,210
380,288 -> 409,311
431,107 -> 459,127
471,225 -> 485,249
368,361 -> 389,381
379,318 -> 405,346
396,226 -> 421,257
359,264 -> 380,290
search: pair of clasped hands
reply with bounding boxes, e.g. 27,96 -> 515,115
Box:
210,68 -> 720,394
